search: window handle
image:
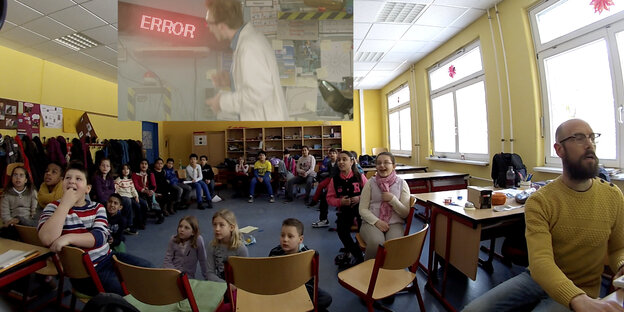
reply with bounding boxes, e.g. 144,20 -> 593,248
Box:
619,106 -> 624,124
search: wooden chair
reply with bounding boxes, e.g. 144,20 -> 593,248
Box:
356,196 -> 416,251
212,167 -> 225,192
371,147 -> 388,156
14,225 -> 65,308
112,255 -> 200,312
338,224 -> 429,312
57,246 -> 105,311
225,250 -> 319,312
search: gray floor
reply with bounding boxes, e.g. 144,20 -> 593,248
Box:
1,188 -> 568,311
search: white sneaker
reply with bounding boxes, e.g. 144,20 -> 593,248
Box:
248,196 -> 254,203
312,220 -> 329,228
269,196 -> 275,203
212,195 -> 222,203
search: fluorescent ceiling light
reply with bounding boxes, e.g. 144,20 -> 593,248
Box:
376,2 -> 425,23
54,32 -> 101,51
356,51 -> 384,62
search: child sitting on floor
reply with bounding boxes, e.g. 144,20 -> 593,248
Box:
268,218 -> 332,311
105,194 -> 127,253
37,162 -> 64,210
163,215 -> 209,280
206,209 -> 248,282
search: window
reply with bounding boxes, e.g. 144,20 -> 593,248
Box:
387,84 -> 412,155
428,41 -> 489,161
530,0 -> 624,167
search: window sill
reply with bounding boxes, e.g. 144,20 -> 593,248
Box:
426,156 -> 489,166
394,154 -> 412,158
533,166 -> 562,174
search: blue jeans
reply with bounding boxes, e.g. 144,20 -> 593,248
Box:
249,172 -> 273,196
462,270 -> 571,312
191,181 -> 211,203
73,252 -> 153,296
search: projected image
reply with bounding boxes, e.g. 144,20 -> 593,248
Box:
117,0 -> 353,121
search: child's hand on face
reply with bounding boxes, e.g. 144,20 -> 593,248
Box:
60,187 -> 83,207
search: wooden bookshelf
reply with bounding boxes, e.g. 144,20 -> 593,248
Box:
225,125 -> 342,163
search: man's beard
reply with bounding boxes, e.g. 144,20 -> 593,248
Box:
562,149 -> 599,180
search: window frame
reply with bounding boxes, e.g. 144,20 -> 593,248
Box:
386,83 -> 412,156
427,40 -> 489,162
530,1 -> 624,168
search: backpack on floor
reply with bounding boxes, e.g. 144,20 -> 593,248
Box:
491,153 -> 527,188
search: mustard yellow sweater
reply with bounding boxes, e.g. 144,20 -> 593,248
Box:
37,182 -> 64,209
526,177 -> 624,307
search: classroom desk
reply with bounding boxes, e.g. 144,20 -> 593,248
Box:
603,289 -> 624,306
362,165 -> 428,174
414,189 -> 524,312
399,171 -> 468,195
0,238 -> 53,288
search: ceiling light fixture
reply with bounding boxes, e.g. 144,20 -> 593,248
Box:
54,32 -> 101,51
376,2 -> 425,23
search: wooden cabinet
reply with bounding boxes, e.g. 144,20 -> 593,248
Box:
225,125 -> 342,163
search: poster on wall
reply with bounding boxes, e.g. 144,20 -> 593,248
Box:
0,98 -> 18,129
17,102 -> 41,138
40,105 -> 63,129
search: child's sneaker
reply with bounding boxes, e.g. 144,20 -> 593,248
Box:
269,195 -> 275,203
312,219 -> 329,228
248,196 -> 254,203
124,228 -> 138,235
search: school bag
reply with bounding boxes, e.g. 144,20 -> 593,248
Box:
358,154 -> 374,166
491,153 -> 527,188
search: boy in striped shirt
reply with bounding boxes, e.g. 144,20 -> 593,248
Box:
38,162 -> 151,295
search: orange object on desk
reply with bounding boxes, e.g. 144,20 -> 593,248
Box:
492,192 -> 507,205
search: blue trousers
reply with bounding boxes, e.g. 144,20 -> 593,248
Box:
249,172 -> 273,196
462,270 -> 571,312
190,180 -> 211,203
72,252 -> 153,296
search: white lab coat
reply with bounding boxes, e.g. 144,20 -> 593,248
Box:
218,23 -> 289,121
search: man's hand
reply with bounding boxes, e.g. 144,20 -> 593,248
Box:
570,294 -> 624,312
206,93 -> 221,114
375,220 -> 389,232
49,235 -> 72,253
211,71 -> 230,89
381,192 -> 394,202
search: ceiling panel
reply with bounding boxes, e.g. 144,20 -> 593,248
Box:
49,6 -> 106,33
82,0 -> 118,24
1,26 -> 48,46
6,0 -> 43,25
416,5 -> 469,27
17,0 -> 76,15
82,45 -> 118,64
358,39 -> 396,53
83,25 -> 118,45
354,22 -> 372,39
21,17 -> 74,40
367,23 -> 410,40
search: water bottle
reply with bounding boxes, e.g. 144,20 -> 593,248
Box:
506,166 -> 515,188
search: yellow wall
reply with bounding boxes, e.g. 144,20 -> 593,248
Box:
0,46 -> 142,146
377,0 -> 557,184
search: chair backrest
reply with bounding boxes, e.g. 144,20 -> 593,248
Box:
371,148 -> 388,156
112,255 -> 196,308
14,225 -> 44,247
403,197 -> 416,236
177,169 -> 187,180
378,223 -> 429,270
226,249 -> 317,295
212,167 -> 219,176
58,246 -> 105,292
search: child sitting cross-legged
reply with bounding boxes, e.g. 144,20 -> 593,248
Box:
38,161 -> 153,296
163,215 -> 208,280
268,218 -> 332,311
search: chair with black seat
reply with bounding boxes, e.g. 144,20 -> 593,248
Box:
338,224 -> 429,312
14,225 -> 65,309
57,246 -> 105,311
225,249 -> 319,311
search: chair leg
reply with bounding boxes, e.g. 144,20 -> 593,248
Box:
414,283 -> 426,312
70,294 -> 77,311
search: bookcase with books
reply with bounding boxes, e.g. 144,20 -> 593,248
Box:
225,125 -> 342,163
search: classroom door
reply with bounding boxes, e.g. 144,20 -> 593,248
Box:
142,121 -> 159,163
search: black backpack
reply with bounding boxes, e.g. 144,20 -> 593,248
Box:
491,153 -> 527,188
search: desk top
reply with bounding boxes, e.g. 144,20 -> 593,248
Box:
0,238 -> 52,278
398,171 -> 469,180
412,189 -> 524,222
362,165 -> 428,172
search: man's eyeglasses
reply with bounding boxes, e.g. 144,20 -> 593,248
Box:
559,133 -> 601,145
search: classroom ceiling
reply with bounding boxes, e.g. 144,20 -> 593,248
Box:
354,0 -> 501,89
0,0 -> 502,89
